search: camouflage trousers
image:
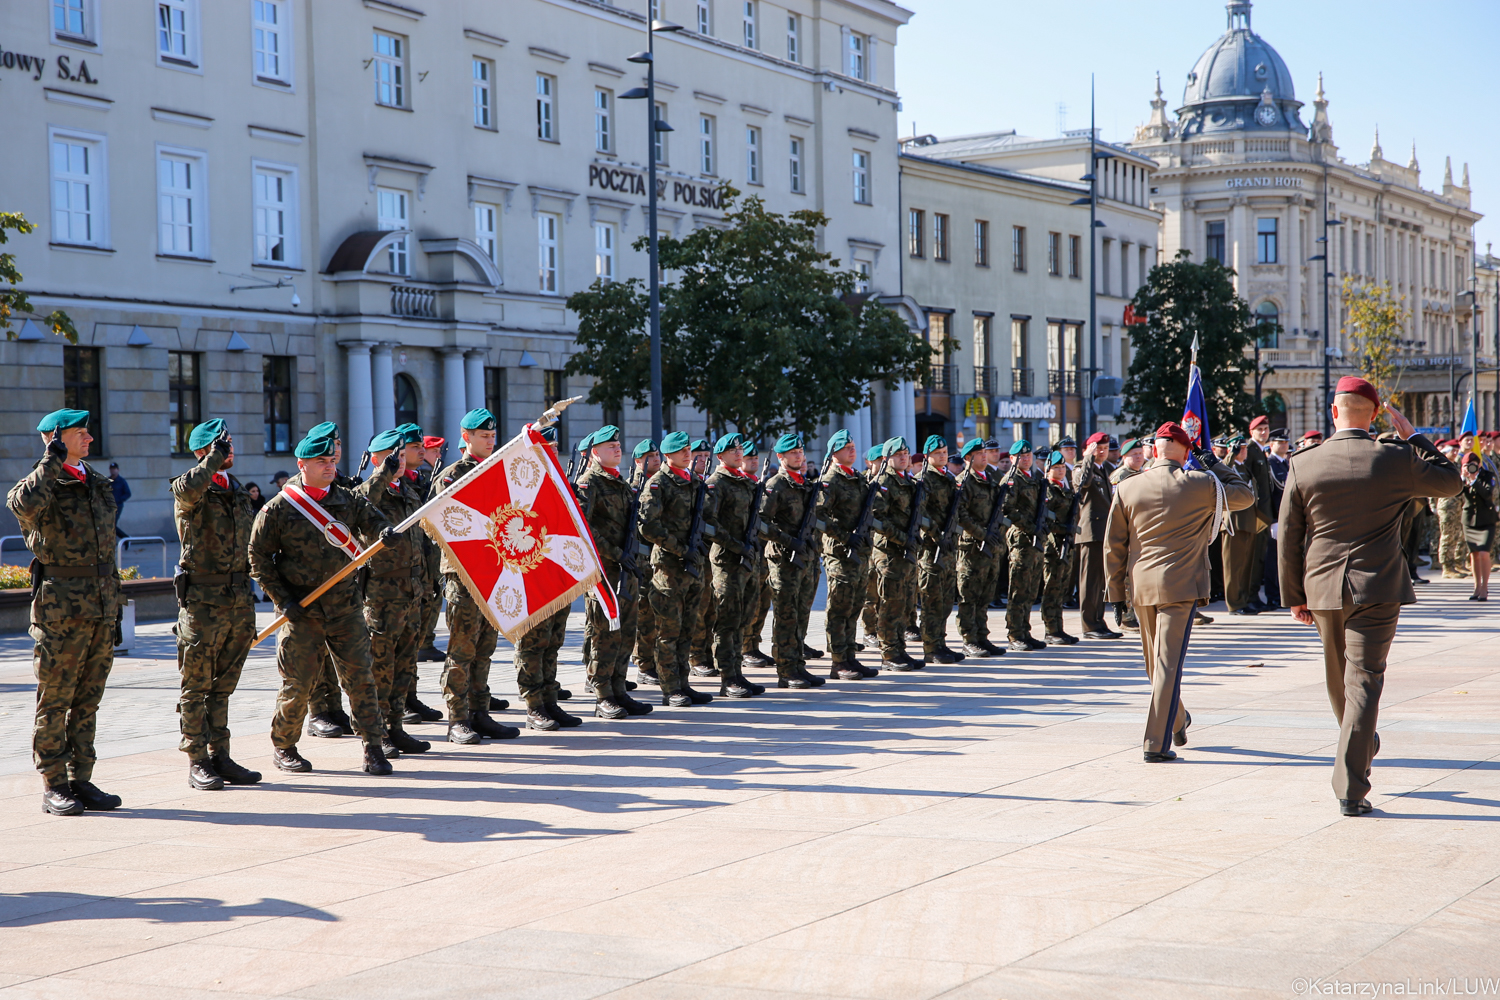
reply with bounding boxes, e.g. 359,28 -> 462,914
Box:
1437,496 -> 1469,576
691,579 -> 717,666
366,598 -> 419,729
587,565 -> 638,695
956,545 -> 1000,645
743,561 -> 772,655
872,547 -> 915,660
308,652 -> 345,716
823,554 -> 866,664
861,559 -> 880,638
918,552 -> 958,655
176,601 -> 255,760
31,617 -> 115,785
1006,538 -> 1043,640
516,605 -> 569,706
272,610 -> 385,749
648,565 -> 705,694
1041,545 -> 1070,635
441,576 -> 497,720
711,560 -> 754,679
420,580 -> 442,645
634,574 -> 658,673
768,556 -> 816,675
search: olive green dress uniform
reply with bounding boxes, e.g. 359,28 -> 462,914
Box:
1000,458 -> 1045,645
1109,459 -> 1143,627
1244,438 -> 1275,602
355,466 -> 426,736
917,459 -> 960,658
1070,451 -> 1114,634
577,460 -> 644,709
760,459 -> 822,684
1221,451 -> 1261,612
171,440 -> 258,765
430,451 -> 499,722
8,438 -> 122,794
706,459 -> 761,691
1040,474 -> 1077,638
955,463 -> 1001,650
870,442 -> 919,665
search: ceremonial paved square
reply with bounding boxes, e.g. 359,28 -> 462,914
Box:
1,585 -> 1497,999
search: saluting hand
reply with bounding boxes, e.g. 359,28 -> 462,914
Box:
45,432 -> 68,463
1383,402 -> 1415,440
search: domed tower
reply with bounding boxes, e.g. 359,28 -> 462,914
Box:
1175,0 -> 1305,137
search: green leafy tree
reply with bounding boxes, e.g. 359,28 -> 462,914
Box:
567,190 -> 928,439
1122,250 -> 1256,435
1342,277 -> 1407,427
1,212 -> 77,343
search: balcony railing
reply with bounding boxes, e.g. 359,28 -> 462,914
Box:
974,365 -> 1000,396
922,363 -> 958,394
1048,369 -> 1082,395
1011,368 -> 1034,396
391,285 -> 436,318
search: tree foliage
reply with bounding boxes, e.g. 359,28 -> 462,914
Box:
1122,250 -> 1256,435
1,213 -> 76,343
1342,277 -> 1407,419
566,190 -> 928,439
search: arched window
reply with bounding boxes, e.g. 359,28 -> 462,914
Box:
1255,301 -> 1280,349
394,373 -> 419,428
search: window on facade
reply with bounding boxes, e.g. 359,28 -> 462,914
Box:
169,351 -> 201,455
974,220 -> 990,267
974,314 -> 992,368
1139,245 -> 1148,290
653,102 -> 668,164
742,1 -> 757,48
63,346 -> 103,448
745,126 -> 761,185
848,31 -> 866,80
855,260 -> 871,294
852,150 -> 870,204
933,213 -> 949,261
536,74 -> 556,140
908,209 -> 925,258
484,367 -> 506,439
1255,301 -> 1280,348
377,188 -> 409,274
696,0 -> 710,34
593,88 -> 613,152
394,373 -> 418,428
1047,232 -> 1061,276
1011,226 -> 1026,272
253,1 -> 289,84
1069,234 -> 1082,278
474,203 -> 499,265
53,0 -> 89,40
595,222 -> 616,282
157,151 -> 205,257
1100,240 -> 1112,296
789,137 -> 803,193
928,313 -> 951,374
472,58 -> 493,128
373,31 -> 406,107
157,0 -> 196,66
1205,220 -> 1225,264
1011,318 -> 1029,371
786,14 -> 800,62
538,212 -> 560,293
262,355 -> 293,453
1257,217 -> 1278,264
51,133 -> 102,247
544,369 -> 568,451
699,115 -> 716,175
253,165 -> 292,264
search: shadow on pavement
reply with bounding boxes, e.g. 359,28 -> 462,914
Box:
0,891 -> 336,926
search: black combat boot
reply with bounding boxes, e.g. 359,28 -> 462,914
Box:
962,642 -> 991,658
209,752 -> 262,784
329,708 -> 355,735
362,743 -> 393,775
378,736 -> 401,759
982,640 -> 1008,657
720,673 -> 756,697
471,711 -> 520,739
69,780 -> 122,811
828,661 -> 862,680
526,702 -> 561,731
488,696 -> 510,711
1044,632 -> 1079,645
306,712 -> 343,739
689,661 -> 719,677
189,759 -> 225,791
42,783 -> 84,816
388,727 -> 432,754
418,643 -> 446,662
636,667 -> 661,686
405,692 -> 443,722
447,719 -> 482,744
802,643 -> 824,660
595,694 -> 629,719
930,648 -> 961,664
272,746 -> 312,772
614,678 -> 654,715
546,701 -> 583,728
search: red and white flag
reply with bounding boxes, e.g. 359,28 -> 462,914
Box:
419,424 -> 619,643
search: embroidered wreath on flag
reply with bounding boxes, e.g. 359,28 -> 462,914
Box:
485,503 -> 550,574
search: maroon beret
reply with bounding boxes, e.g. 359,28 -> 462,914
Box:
1248,415 -> 1270,430
1154,422 -> 1191,447
1334,376 -> 1381,409
1085,431 -> 1109,447
422,435 -> 445,449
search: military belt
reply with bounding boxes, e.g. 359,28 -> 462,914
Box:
186,572 -> 248,586
42,563 -> 114,578
369,567 -> 421,580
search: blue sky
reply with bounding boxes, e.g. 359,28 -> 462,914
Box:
894,0 -> 1498,254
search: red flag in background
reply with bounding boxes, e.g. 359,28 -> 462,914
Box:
420,424 -> 619,643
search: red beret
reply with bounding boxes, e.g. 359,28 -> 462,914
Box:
1463,452 -> 1482,466
422,435 -> 445,449
1085,431 -> 1109,447
1301,430 -> 1324,441
1248,415 -> 1270,430
1334,376 -> 1381,409
1153,422 -> 1191,447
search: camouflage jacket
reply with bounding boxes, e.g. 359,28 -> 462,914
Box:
871,468 -> 917,554
171,449 -> 257,607
415,469 -> 442,589
919,465 -> 961,552
638,465 -> 701,572
817,464 -> 868,561
1109,464 -> 1141,487
707,467 -> 757,568
576,463 -> 634,566
249,474 -> 390,619
956,467 -> 999,550
1042,477 -> 1076,559
357,471 -> 424,600
6,451 -> 122,623
429,453 -> 481,577
760,468 -> 817,564
1000,465 -> 1044,545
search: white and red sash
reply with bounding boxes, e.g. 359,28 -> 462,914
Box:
280,483 -> 364,560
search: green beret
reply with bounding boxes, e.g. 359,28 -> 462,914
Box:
590,425 -> 621,448
461,408 -> 496,431
690,438 -> 709,452
924,434 -> 947,454
1121,437 -> 1145,455
882,436 -> 908,458
713,432 -> 743,455
396,423 -> 423,445
294,431 -> 338,459
774,432 -> 803,454
824,428 -> 852,460
960,438 -> 984,459
741,440 -> 759,457
866,445 -> 885,463
1047,450 -> 1066,468
632,439 -> 656,459
369,428 -> 403,453
307,421 -> 340,441
1009,439 -> 1031,456
661,430 -> 691,454
37,409 -> 91,434
187,418 -> 226,451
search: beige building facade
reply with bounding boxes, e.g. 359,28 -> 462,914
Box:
1,0 -> 913,541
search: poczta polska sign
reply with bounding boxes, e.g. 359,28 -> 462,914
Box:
589,163 -> 729,210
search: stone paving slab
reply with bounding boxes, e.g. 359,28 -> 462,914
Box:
0,581 -> 1498,998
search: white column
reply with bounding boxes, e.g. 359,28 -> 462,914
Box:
464,350 -> 486,413
886,380 -> 902,443
856,400 -> 872,457
904,379 -> 919,450
1287,200 -> 1303,333
1231,198 -> 1250,295
343,342 -> 375,474
440,348 -> 467,451
371,343 -> 395,436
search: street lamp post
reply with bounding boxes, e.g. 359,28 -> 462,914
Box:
621,18 -> 682,445
1070,77 -> 1111,443
1312,173 -> 1344,436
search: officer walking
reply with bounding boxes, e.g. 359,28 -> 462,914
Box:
1108,437 -> 1148,631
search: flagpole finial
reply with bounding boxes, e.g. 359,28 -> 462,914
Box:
1191,333 -> 1200,353
537,395 -> 585,429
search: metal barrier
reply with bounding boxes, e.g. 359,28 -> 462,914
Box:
0,535 -> 25,560
117,536 -> 169,578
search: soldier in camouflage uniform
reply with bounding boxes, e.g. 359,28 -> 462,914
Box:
955,437 -> 1007,658
408,433 -> 447,719
429,409 -> 521,744
9,409 -> 124,816
860,446 -> 886,646
637,431 -> 715,706
917,436 -> 965,664
1041,451 -> 1081,644
688,438 -> 718,676
303,422 -> 358,740
577,426 -> 654,718
1000,440 -> 1048,651
759,433 -> 826,689
870,437 -> 923,670
740,442 -> 775,668
170,418 -> 262,792
818,430 -> 879,679
356,427 -> 434,758
630,440 -> 663,684
693,433 -> 765,698
249,427 -> 397,775
1108,438 -> 1148,630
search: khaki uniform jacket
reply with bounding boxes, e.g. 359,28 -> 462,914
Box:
1278,430 -> 1461,610
1105,458 -> 1255,606
1070,456 -> 1113,543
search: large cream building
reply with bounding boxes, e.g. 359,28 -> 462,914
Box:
0,0 -> 913,540
1129,0 -> 1484,437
